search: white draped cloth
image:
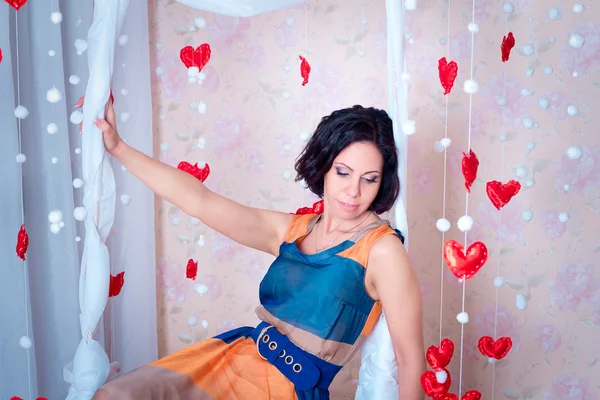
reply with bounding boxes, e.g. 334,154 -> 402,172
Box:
64,1 -> 130,399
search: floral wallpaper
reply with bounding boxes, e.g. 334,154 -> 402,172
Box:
148,0 -> 599,398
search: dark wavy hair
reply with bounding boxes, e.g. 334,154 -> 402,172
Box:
294,105 -> 400,215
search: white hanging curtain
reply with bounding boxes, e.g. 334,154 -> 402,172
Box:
176,1 -> 410,399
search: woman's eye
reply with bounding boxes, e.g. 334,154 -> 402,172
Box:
364,178 -> 378,183
336,170 -> 349,177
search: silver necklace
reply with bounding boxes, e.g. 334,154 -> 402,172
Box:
315,212 -> 372,252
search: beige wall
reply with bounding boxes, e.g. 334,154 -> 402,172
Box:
149,0 -> 600,398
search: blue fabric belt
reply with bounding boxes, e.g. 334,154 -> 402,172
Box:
250,321 -> 342,392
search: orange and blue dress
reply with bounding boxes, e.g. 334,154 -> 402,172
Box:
98,213 -> 404,399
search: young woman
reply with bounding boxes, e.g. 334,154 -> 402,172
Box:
86,98 -> 425,399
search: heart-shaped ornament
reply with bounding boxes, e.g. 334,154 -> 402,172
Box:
438,57 -> 458,95
434,390 -> 481,400
177,161 -> 211,182
421,369 -> 451,397
462,149 -> 479,193
443,240 -> 488,280
486,180 -> 521,210
109,271 -> 125,297
5,0 -> 28,10
426,338 -> 455,371
478,336 -> 512,360
180,43 -> 211,71
501,32 -> 516,62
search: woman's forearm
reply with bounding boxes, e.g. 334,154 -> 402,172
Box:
397,359 -> 426,400
111,141 -> 205,216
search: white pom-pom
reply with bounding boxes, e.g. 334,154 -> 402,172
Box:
50,223 -> 61,234
440,138 -> 451,148
521,210 -> 533,222
19,336 -> 32,349
284,65 -> 292,72
434,141 -> 445,153
543,66 -> 553,75
436,218 -> 451,232
120,112 -> 130,123
197,102 -> 207,114
503,3 -> 514,13
118,34 -> 129,46
46,86 -> 62,103
286,17 -> 295,26
467,23 -> 479,33
569,34 -> 585,49
282,91 -> 293,100
50,11 -> 63,23
521,44 -> 535,56
497,96 -> 507,106
69,75 -> 80,85
48,210 -> 63,224
188,66 -> 200,77
194,284 -> 209,296
522,117 -> 534,129
160,142 -> 170,152
74,39 -> 88,54
171,216 -> 181,227
435,370 -> 448,384
548,8 -> 561,20
73,178 -> 84,188
282,170 -> 292,180
566,146 -> 582,160
120,194 -> 131,205
75,236 -> 81,242
187,316 -> 198,327
538,98 -> 550,110
51,157 -> 58,164
457,215 -> 473,232
300,179 -> 309,189
196,137 -> 206,149
488,357 -> 497,364
73,207 -> 87,221
194,17 -> 206,28
47,123 -> 58,134
70,110 -> 83,125
402,120 -> 416,135
197,235 -> 206,247
198,72 -> 206,81
573,3 -> 584,13
75,148 -> 81,154
401,72 -> 412,81
493,276 -> 505,288
201,320 -> 209,328
15,105 -> 29,119
59,221 -> 65,228
527,141 -> 536,151
357,50 -> 366,57
299,131 -> 311,142
515,166 -> 528,178
190,217 -> 201,226
521,88 -> 533,96
558,212 -> 569,222
516,293 -> 528,310
121,89 -> 128,96
567,105 -> 579,116
16,153 -> 26,163
463,79 -> 479,94
405,0 -> 417,11
456,312 -> 469,324
48,50 -> 56,57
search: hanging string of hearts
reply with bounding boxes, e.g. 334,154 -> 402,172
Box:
5,0 -> 28,11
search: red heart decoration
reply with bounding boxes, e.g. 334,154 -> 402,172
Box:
501,32 -> 516,62
426,338 -> 454,371
109,271 -> 125,297
15,224 -> 28,261
462,390 -> 482,400
478,336 -> 512,360
178,161 -> 211,182
294,200 -> 324,215
443,240 -> 488,280
421,369 -> 451,397
299,55 -> 311,86
5,0 -> 28,10
186,259 -> 198,281
0,48 -> 3,64
486,180 -> 521,210
461,149 -> 479,193
180,43 -> 211,71
438,57 -> 458,95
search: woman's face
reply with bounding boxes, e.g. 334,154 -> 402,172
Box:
323,141 -> 383,219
